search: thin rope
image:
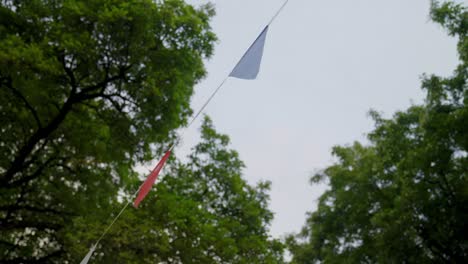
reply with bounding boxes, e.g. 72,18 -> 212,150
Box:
95,201 -> 131,245
268,0 -> 290,26
82,0 -> 290,261
169,0 -> 290,151
168,76 -> 229,151
187,77 -> 229,128
94,186 -> 142,245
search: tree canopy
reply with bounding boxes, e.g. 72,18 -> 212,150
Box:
288,1 -> 467,263
0,1 -> 285,262
68,117 -> 284,263
0,0 -> 220,261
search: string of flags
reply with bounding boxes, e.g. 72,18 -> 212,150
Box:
81,1 -> 289,263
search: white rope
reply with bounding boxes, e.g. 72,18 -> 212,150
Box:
81,1 -> 290,262
268,0 -> 290,26
169,0 -> 291,150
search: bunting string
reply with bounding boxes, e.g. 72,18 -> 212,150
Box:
269,0 -> 289,25
80,1 -> 290,262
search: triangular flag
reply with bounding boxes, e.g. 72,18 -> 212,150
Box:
80,244 -> 97,264
230,26 -> 269,80
133,150 -> 171,208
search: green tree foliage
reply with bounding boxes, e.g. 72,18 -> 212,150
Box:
0,0 -> 216,262
288,1 -> 467,263
68,117 -> 284,263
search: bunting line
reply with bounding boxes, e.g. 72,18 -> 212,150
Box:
268,0 -> 290,26
80,1 -> 290,262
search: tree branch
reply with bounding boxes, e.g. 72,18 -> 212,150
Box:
2,77 -> 42,129
0,97 -> 74,185
0,220 -> 63,231
3,186 -> 27,223
3,249 -> 64,264
60,53 -> 78,94
6,153 -> 58,188
1,64 -> 133,186
0,204 -> 75,217
79,64 -> 132,94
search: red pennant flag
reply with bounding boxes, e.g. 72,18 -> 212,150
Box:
133,150 -> 171,208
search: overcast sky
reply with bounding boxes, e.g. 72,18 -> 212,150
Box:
178,0 -> 461,239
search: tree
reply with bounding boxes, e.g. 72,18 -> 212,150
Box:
67,117 -> 284,263
288,1 -> 467,263
0,0 -> 216,262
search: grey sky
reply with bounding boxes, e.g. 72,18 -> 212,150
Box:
179,0 -> 461,238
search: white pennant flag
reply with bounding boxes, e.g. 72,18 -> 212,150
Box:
230,26 -> 269,80
80,244 -> 97,264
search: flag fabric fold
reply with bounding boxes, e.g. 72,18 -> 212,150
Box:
230,26 -> 269,80
133,150 -> 172,208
